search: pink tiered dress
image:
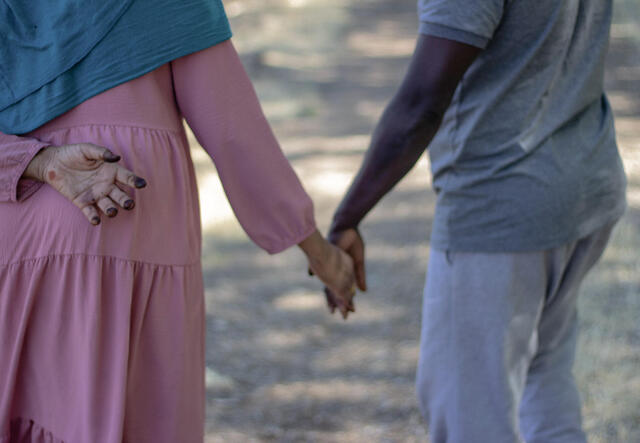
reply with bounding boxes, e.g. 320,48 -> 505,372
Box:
0,40 -> 315,443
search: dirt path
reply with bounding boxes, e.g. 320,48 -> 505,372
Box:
192,1 -> 640,441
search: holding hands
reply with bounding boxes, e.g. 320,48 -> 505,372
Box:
299,228 -> 366,320
299,230 -> 359,319
326,227 -> 366,318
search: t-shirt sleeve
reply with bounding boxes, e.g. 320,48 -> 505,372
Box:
418,0 -> 505,49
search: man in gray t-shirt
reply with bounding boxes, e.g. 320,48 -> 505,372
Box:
419,0 -> 626,252
325,1 -> 626,441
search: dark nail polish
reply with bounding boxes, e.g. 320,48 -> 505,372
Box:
104,152 -> 121,162
134,177 -> 147,188
124,200 -> 135,210
92,217 -> 101,225
107,208 -> 117,217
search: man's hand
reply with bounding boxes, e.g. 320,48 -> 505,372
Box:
24,143 -> 147,225
328,227 -> 366,291
323,227 -> 366,319
320,37 -> 479,315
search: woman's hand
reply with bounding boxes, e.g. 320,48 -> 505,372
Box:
298,229 -> 357,319
23,143 -> 147,225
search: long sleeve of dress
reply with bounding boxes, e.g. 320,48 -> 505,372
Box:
171,41 -> 316,254
0,132 -> 48,202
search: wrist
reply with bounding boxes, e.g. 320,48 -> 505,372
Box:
23,146 -> 53,182
298,229 -> 330,268
330,212 -> 359,236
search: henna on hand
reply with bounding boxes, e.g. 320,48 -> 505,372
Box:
23,143 -> 147,225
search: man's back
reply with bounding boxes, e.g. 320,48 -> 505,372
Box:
419,0 -> 627,251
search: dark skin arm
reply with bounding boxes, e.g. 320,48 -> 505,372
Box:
325,35 -> 481,317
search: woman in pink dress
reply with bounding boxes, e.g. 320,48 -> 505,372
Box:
0,35 -> 356,443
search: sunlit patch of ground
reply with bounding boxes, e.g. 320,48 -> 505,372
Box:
192,0 -> 640,441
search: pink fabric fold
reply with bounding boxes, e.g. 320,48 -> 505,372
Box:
3,418 -> 64,443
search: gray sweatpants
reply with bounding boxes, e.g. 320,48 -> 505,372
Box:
416,223 -> 615,443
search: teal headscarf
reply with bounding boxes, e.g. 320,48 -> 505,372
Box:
0,0 -> 232,134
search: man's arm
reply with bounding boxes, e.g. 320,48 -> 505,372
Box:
331,34 -> 480,233
328,35 -> 481,296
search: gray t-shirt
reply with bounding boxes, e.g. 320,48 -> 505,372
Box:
418,0 -> 627,252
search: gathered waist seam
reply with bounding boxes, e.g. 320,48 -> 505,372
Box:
0,252 -> 200,269
31,122 -> 184,138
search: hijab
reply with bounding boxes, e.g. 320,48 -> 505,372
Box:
0,0 -> 232,134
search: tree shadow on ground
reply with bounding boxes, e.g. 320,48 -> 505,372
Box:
202,185 -> 433,440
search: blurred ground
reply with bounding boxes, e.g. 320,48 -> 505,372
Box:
192,0 -> 640,441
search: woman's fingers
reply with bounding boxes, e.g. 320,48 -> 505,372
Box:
335,296 -> 353,320
44,143 -> 147,226
78,143 -> 121,163
96,196 -> 119,218
324,288 -> 337,314
323,276 -> 356,319
75,189 -> 132,226
115,166 -> 147,189
109,186 -> 135,210
80,205 -> 101,226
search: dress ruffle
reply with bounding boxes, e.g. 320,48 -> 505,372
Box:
2,418 -> 64,443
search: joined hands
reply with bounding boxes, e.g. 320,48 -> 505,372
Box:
299,228 -> 366,320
